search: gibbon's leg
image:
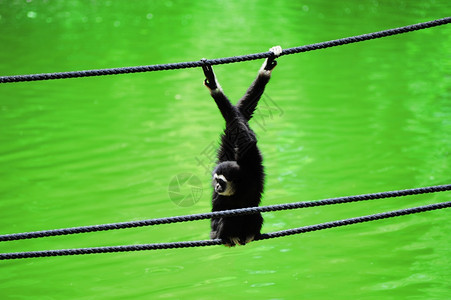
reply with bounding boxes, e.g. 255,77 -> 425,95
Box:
237,46 -> 282,121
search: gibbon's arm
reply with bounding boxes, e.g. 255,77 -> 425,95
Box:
202,63 -> 235,123
237,46 -> 282,121
217,117 -> 258,164
234,128 -> 259,165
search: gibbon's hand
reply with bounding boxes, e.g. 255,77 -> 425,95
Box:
263,45 -> 282,71
201,59 -> 218,91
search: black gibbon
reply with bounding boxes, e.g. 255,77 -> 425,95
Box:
201,46 -> 282,247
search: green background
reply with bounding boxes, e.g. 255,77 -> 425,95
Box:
1,0 -> 450,299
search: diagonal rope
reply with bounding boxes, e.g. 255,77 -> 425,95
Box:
1,201 -> 449,260
0,17 -> 449,84
0,184 -> 450,242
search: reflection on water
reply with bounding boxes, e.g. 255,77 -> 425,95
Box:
0,0 -> 450,299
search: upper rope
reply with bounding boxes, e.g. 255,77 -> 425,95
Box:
0,17 -> 449,84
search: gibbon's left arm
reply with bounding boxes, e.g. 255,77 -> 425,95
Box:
237,46 -> 282,121
202,62 -> 237,124
202,62 -> 252,163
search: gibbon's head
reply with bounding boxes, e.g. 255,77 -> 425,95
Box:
212,161 -> 240,196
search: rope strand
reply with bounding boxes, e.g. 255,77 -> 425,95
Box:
0,17 -> 449,83
1,201 -> 449,260
0,184 -> 449,242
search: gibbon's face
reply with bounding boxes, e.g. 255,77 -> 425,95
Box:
212,161 -> 239,196
213,173 -> 235,196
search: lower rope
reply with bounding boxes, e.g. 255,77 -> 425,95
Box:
1,184 -> 450,242
1,201 -> 449,260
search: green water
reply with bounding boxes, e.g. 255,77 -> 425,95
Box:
1,0 -> 450,299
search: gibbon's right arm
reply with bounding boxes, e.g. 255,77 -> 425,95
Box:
237,46 -> 282,121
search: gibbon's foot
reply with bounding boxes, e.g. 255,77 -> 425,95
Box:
245,235 -> 255,244
201,59 -> 218,92
224,237 -> 241,247
223,235 -> 256,247
262,45 -> 283,72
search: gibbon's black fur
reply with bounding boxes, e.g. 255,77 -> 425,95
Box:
202,46 -> 282,247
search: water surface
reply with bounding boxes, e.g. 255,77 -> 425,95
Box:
0,1 -> 450,299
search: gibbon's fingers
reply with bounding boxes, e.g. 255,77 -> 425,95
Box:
201,61 -> 218,90
200,58 -> 214,80
270,45 -> 282,57
203,78 -> 211,89
264,59 -> 277,71
204,75 -> 217,90
264,45 -> 282,71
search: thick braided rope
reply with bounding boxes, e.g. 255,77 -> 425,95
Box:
1,201 -> 449,260
0,17 -> 449,83
0,184 -> 449,242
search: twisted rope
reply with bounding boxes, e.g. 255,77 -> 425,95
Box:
0,184 -> 450,242
0,17 -> 449,83
1,201 -> 449,260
